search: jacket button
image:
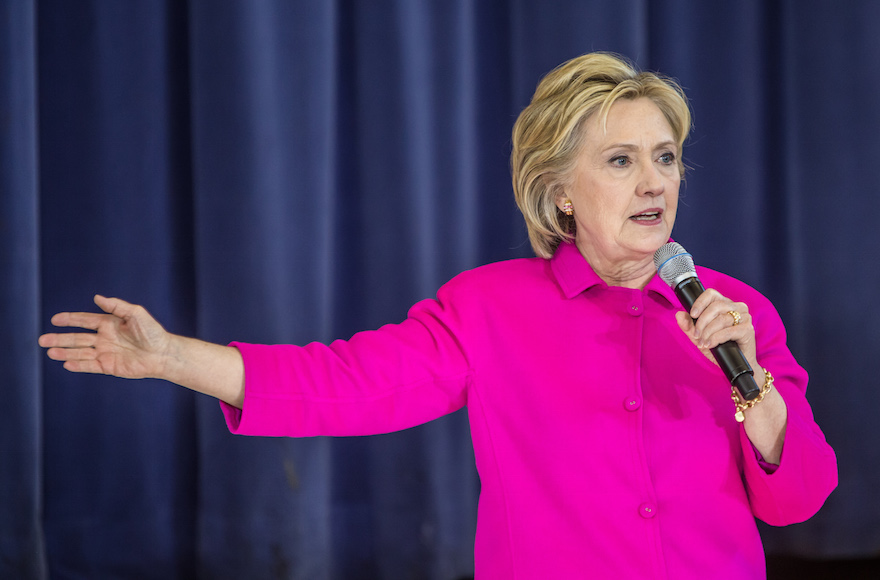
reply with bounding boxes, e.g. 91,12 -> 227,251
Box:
624,397 -> 641,411
639,502 -> 657,518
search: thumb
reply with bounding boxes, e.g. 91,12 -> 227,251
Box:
675,310 -> 718,367
675,310 -> 694,336
94,294 -> 135,319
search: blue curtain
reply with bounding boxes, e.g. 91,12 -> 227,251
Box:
3,0 -> 878,577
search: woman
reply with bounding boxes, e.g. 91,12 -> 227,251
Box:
40,53 -> 836,578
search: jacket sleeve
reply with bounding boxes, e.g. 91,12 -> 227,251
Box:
219,281 -> 474,438
739,292 -> 838,525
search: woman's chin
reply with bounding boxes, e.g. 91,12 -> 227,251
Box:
627,228 -> 672,257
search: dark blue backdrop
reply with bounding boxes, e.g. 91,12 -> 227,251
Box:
3,1 -> 878,578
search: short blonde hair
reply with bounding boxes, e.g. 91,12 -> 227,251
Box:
511,52 -> 692,258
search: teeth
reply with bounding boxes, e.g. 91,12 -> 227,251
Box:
632,213 -> 659,220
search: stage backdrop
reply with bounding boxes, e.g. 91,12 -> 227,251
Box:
3,1 -> 878,578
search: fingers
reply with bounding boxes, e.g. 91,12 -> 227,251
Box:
62,358 -> 111,375
699,317 -> 752,351
675,290 -> 758,370
42,336 -> 114,375
43,295 -> 134,331
44,345 -> 96,362
38,332 -> 97,349
684,290 -> 757,366
48,310 -> 107,331
696,309 -> 752,349
43,341 -> 108,376
689,290 -> 743,340
688,288 -> 728,321
675,310 -> 718,366
696,307 -> 751,346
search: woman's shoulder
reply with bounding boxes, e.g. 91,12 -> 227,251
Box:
427,256 -> 557,311
445,255 -> 553,291
695,266 -> 776,312
403,256 -> 554,322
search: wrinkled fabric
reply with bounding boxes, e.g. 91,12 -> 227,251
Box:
222,242 -> 837,578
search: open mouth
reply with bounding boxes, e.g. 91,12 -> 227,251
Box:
630,209 -> 662,222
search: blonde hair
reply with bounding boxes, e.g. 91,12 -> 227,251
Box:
511,52 -> 692,258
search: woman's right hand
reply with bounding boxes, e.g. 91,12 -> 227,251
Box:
39,294 -> 171,380
39,294 -> 245,407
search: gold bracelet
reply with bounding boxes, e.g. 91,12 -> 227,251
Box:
732,368 -> 773,423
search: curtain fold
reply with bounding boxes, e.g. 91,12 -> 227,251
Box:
4,0 -> 878,578
35,1 -> 199,577
1,2 -> 47,578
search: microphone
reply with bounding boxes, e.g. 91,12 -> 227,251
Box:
654,242 -> 760,401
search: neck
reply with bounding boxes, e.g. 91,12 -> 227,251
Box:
575,240 -> 657,289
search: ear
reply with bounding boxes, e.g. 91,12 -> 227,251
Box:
554,197 -> 565,212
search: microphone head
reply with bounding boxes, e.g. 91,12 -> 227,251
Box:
654,242 -> 697,288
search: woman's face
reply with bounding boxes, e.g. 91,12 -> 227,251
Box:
559,97 -> 680,268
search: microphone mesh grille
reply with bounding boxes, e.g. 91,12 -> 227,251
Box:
653,242 -> 696,287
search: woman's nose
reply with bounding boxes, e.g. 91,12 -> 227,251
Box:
637,162 -> 665,197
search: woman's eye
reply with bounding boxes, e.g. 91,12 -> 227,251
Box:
658,152 -> 676,164
610,156 -> 629,167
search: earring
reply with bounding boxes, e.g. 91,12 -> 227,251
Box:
562,199 -> 574,216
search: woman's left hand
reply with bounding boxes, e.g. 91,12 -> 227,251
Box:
674,288 -> 758,372
675,289 -> 788,465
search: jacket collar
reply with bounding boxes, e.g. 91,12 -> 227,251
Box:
550,241 -> 679,307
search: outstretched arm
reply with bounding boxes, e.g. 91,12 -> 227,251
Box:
39,295 -> 245,408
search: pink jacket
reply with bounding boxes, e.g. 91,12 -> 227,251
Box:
222,242 -> 837,578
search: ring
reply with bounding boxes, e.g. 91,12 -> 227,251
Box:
728,310 -> 741,326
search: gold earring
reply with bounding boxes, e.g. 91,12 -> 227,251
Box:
562,199 -> 574,216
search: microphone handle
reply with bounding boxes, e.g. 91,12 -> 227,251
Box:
674,277 -> 761,401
